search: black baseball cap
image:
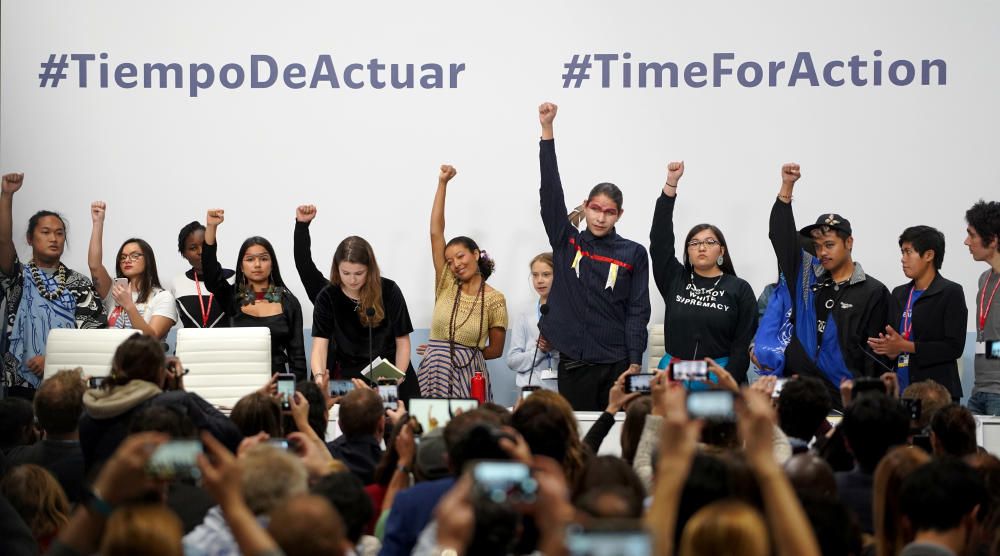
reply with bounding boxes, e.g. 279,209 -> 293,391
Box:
800,213 -> 853,238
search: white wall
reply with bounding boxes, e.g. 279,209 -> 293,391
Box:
2,0 -> 998,343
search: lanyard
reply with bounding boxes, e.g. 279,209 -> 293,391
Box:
193,271 -> 215,328
902,286 -> 917,340
108,305 -> 123,327
980,272 -> 1000,333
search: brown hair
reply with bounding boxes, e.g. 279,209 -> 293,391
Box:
679,500 -> 770,556
104,333 -> 165,389
337,388 -> 384,437
34,369 -> 87,435
620,396 -> 652,465
873,446 -> 930,556
529,252 -> 554,270
330,236 -> 384,327
511,390 -> 587,487
0,464 -> 70,541
100,504 -> 183,556
230,392 -> 283,438
267,495 -> 346,556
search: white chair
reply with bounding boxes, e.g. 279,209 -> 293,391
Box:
174,327 -> 272,409
43,328 -> 138,380
647,324 -> 666,371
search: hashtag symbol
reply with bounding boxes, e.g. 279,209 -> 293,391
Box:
562,54 -> 591,88
38,54 -> 69,88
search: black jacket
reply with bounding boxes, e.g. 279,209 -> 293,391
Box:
888,273 -> 968,399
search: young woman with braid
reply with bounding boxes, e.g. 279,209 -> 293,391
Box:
417,165 -> 508,400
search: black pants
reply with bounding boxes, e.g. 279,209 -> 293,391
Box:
4,385 -> 36,401
557,358 -> 628,411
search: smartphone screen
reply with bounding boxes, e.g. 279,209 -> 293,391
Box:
378,384 -> 398,410
772,377 -> 789,398
671,360 -> 708,381
987,340 -> 1000,360
625,374 -> 654,394
88,376 -> 106,389
472,461 -> 538,505
687,390 -> 735,420
329,379 -> 355,397
146,440 -> 203,480
408,398 -> 479,431
276,373 -> 296,410
565,529 -> 651,556
520,386 -> 540,400
114,277 -> 129,289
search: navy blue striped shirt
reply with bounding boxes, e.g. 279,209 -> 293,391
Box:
538,139 -> 650,365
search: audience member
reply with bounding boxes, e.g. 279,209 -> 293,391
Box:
328,388 -> 385,485
873,446 -> 931,556
899,458 -> 986,556
0,464 -> 69,552
930,404 -> 979,458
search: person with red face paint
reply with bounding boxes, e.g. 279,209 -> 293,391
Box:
867,226 -> 967,401
536,102 -> 651,411
0,173 -> 106,400
760,163 -> 891,408
963,200 -> 1000,416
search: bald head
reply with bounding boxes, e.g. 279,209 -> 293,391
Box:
784,453 -> 837,497
267,494 -> 346,556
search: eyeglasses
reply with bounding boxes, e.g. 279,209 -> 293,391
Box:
687,239 -> 720,248
119,253 -> 144,262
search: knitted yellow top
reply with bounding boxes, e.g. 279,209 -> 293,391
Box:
429,265 -> 508,348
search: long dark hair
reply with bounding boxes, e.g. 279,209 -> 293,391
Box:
115,238 -> 163,304
234,236 -> 286,292
330,236 -> 384,327
683,224 -> 737,276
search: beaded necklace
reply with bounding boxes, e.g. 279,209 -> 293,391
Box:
28,260 -> 68,301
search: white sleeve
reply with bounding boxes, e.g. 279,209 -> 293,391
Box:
505,312 -> 534,374
146,289 -> 178,323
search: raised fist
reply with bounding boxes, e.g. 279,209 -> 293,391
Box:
1,173 -> 24,195
666,161 -> 685,186
439,165 -> 457,184
91,201 -> 106,223
538,102 -> 558,126
781,163 -> 801,187
206,209 -> 225,227
296,205 -> 317,223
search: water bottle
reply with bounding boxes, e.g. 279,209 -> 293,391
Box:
470,370 -> 486,404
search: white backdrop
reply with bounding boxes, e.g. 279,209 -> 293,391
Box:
2,0 -> 998,342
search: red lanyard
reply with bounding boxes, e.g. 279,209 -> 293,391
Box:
981,272 -> 1000,332
902,286 -> 917,340
193,271 -> 215,328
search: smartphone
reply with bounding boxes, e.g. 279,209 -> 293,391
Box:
772,377 -> 789,398
407,398 -> 479,432
146,440 -> 202,480
852,377 -> 887,398
987,340 -> 1000,360
378,384 -> 398,410
87,376 -> 106,389
625,373 -> 654,394
900,398 -> 923,422
276,373 -> 296,411
520,385 -> 541,400
472,460 -> 538,505
114,277 -> 129,289
565,525 -> 650,556
329,379 -> 355,397
670,360 -> 708,381
687,390 -> 736,420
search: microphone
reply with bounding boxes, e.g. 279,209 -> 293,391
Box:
691,334 -> 702,361
528,304 -> 550,387
856,340 -> 895,373
366,307 -> 376,383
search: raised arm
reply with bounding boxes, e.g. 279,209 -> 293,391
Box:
769,164 -> 804,280
201,209 -> 235,303
538,103 -> 571,247
293,204 -> 327,303
0,173 -> 23,275
649,162 -> 686,297
88,201 -> 113,298
430,165 -> 457,280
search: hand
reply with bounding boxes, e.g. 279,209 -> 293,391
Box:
839,378 -> 854,408
749,375 -> 777,398
880,372 -> 900,399
526,457 -> 575,549
416,343 -> 428,356
650,370 -> 671,417
395,422 -> 417,466
867,325 -> 906,358
1,173 -> 24,195
607,368 -> 641,413
665,161 -> 685,188
538,102 -> 558,126
627,363 -> 642,374
295,205 -> 317,223
197,431 -> 243,508
438,165 -> 457,184
287,431 -> 336,479
289,391 -> 310,423
111,280 -> 135,310
206,209 -> 225,227
781,163 -> 801,187
498,427 -> 533,465
237,431 -> 270,457
658,385 -> 701,466
350,378 -> 372,391
738,388 -> 778,468
90,201 -> 106,223
26,355 -> 45,378
386,400 -> 406,427
706,358 -> 739,393
435,474 -> 475,551
93,431 -> 168,505
163,357 -> 186,391
258,374 -> 278,397
537,336 -> 553,353
749,345 -> 772,373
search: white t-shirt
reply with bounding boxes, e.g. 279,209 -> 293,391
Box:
103,287 -> 178,329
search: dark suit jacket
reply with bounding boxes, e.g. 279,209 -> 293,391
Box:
379,477 -> 456,556
6,440 -> 85,503
888,273 -> 968,399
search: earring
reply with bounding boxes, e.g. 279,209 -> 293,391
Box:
717,255 -> 725,266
